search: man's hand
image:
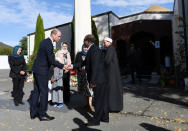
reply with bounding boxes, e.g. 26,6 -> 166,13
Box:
64,64 -> 73,70
64,70 -> 69,73
89,84 -> 96,88
67,64 -> 73,70
20,71 -> 25,75
51,78 -> 56,83
64,65 -> 68,69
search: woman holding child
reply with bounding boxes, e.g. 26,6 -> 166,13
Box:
55,42 -> 71,103
73,44 -> 94,110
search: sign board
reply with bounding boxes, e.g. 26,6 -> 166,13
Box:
155,41 -> 160,48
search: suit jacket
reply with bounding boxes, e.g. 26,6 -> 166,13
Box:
32,38 -> 64,75
85,44 -> 106,85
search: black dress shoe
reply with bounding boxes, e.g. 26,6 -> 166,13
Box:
18,101 -> 25,105
39,114 -> 55,121
14,101 -> 19,106
101,118 -> 109,123
48,100 -> 53,106
85,121 -> 100,126
30,113 -> 38,119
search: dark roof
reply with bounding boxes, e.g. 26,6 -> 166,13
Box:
92,11 -> 119,18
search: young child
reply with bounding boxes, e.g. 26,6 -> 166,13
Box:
51,56 -> 64,108
48,65 -> 54,105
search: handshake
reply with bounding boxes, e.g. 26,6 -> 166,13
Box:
63,64 -> 73,71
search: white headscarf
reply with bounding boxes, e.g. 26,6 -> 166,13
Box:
55,43 -> 71,65
104,37 -> 113,43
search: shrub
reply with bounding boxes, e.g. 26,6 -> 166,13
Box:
27,14 -> 45,71
0,46 -> 13,55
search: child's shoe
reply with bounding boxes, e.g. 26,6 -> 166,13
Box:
57,104 -> 63,108
53,104 -> 57,107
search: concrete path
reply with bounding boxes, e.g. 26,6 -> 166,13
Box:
0,69 -> 188,131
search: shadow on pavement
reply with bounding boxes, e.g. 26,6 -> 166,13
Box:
66,91 -> 94,122
0,98 -> 29,111
123,81 -> 188,108
140,123 -> 171,131
72,118 -> 101,131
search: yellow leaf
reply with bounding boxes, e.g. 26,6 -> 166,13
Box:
19,124 -> 24,127
173,118 -> 187,123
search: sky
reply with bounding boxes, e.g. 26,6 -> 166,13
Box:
0,0 -> 174,47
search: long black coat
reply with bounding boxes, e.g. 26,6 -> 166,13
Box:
105,45 -> 123,112
85,44 -> 109,122
85,45 -> 106,85
8,55 -> 27,79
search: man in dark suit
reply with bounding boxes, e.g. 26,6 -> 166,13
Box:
29,29 -> 66,121
84,34 -> 109,126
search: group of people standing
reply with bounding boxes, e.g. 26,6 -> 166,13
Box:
8,29 -> 123,126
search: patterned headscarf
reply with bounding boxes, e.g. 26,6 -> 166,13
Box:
10,45 -> 22,57
81,44 -> 87,56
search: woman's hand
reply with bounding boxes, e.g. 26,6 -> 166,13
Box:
89,84 -> 96,88
51,78 -> 56,83
64,70 -> 69,73
20,71 -> 25,75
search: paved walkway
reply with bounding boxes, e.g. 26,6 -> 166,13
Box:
0,69 -> 188,131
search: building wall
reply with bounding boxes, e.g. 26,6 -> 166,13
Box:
93,14 -> 109,47
184,0 -> 188,45
27,23 -> 72,57
0,56 -> 10,69
0,56 -> 28,69
119,13 -> 172,25
56,24 -> 72,52
109,13 -> 119,38
172,0 -> 181,59
27,35 -> 34,57
27,12 -> 173,57
28,14 -> 111,53
172,0 -> 188,67
27,29 -> 55,57
93,13 -> 121,47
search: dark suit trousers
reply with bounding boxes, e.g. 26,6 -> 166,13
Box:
63,72 -> 70,103
93,83 -> 109,123
30,73 -> 48,116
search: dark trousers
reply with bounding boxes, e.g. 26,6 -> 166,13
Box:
63,72 -> 70,103
130,66 -> 142,83
29,73 -> 48,116
12,78 -> 24,102
93,83 -> 109,123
